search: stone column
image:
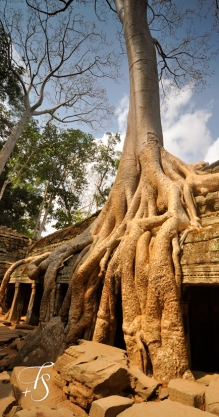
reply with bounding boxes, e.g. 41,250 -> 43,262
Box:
25,282 -> 36,324
8,282 -> 20,321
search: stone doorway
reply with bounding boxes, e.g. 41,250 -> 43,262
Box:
189,285 -> 219,372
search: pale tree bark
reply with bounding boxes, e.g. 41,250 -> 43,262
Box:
37,193 -> 54,239
0,109 -> 32,175
32,180 -> 50,239
3,0 -> 219,382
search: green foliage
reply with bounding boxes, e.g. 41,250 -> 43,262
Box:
0,118 -> 121,235
92,133 -> 121,209
0,22 -> 24,135
0,160 -> 42,236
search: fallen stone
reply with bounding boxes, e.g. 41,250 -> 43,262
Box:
55,340 -> 161,410
55,340 -> 130,409
12,405 -> 78,417
0,371 -> 16,417
117,399 -> 214,417
0,348 -> 8,358
56,400 -> 88,416
193,371 -> 219,386
128,365 -> 159,400
11,364 -> 66,409
168,378 -> 206,410
15,324 -> 36,330
89,395 -> 133,417
11,317 -> 65,367
0,326 -> 20,343
158,386 -> 169,400
205,380 -> 219,415
5,405 -> 22,417
0,351 -> 17,372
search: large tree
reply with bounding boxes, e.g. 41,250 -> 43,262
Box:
0,0 -> 119,175
1,0 -> 219,381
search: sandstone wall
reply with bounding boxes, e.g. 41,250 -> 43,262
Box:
0,226 -> 31,282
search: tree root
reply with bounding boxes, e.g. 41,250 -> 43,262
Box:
4,142 -> 219,381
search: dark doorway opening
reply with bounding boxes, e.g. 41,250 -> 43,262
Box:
114,289 -> 126,350
189,285 -> 219,372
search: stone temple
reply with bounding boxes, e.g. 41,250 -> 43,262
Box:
1,180 -> 219,373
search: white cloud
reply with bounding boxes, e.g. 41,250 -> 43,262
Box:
114,87 -> 216,164
204,137 -> 219,164
161,86 -> 214,163
163,108 -> 212,163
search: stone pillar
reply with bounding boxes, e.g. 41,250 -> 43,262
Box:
54,283 -> 66,315
25,282 -> 36,324
8,282 -> 20,321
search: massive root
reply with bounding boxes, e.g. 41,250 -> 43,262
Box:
8,137 -> 216,381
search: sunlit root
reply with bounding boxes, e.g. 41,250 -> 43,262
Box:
0,252 -> 51,305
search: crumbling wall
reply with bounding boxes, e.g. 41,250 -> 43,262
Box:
0,226 -> 31,283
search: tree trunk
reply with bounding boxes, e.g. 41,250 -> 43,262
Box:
32,180 -> 50,239
18,0 -> 219,381
0,109 -> 32,176
0,178 -> 11,201
37,193 -> 54,239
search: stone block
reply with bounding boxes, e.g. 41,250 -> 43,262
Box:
168,378 -> 206,409
117,399 -> 214,417
11,317 -> 65,368
11,364 -> 66,409
89,395 -> 134,417
193,371 -> 219,386
55,341 -> 131,409
12,405 -> 77,417
205,380 -> 219,414
158,386 -> 169,400
128,365 -> 159,400
0,370 -> 16,417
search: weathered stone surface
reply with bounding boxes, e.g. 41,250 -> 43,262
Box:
5,405 -> 22,417
55,340 -> 158,409
193,371 -> 219,386
0,349 -> 17,372
158,386 -> 169,400
181,223 -> 219,285
0,371 -> 16,417
11,364 -> 66,409
205,380 -> 219,415
56,400 -> 88,417
117,399 -> 214,417
117,400 -> 215,417
12,405 -> 78,417
168,378 -> 206,410
11,317 -> 65,367
0,226 -> 30,273
89,395 -> 134,417
0,325 -> 20,343
128,365 -> 160,400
